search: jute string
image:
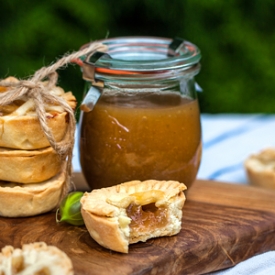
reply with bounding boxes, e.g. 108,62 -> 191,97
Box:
0,42 -> 108,201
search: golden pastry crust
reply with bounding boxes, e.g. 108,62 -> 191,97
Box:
81,180 -> 187,253
0,76 -> 77,149
0,146 -> 62,183
0,242 -> 73,275
245,148 -> 275,189
0,164 -> 66,217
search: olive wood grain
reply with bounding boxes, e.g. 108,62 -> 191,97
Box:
1,179 -> 275,275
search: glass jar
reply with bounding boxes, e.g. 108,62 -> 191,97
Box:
78,36 -> 202,191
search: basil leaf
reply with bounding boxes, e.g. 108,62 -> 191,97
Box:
56,191 -> 84,226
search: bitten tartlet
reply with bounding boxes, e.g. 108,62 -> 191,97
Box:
81,180 -> 187,253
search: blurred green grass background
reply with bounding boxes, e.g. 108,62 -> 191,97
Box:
1,0 -> 275,116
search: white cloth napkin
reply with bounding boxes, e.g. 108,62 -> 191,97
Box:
198,114 -> 275,183
210,251 -> 275,275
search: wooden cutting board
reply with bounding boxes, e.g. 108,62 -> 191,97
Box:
1,178 -> 275,275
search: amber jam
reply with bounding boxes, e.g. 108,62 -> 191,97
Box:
126,202 -> 168,232
80,92 -> 201,189
79,36 -> 202,190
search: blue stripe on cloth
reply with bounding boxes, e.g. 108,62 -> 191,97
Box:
203,114 -> 270,149
207,162 -> 244,181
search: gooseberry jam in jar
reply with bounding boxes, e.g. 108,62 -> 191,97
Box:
79,37 -> 202,190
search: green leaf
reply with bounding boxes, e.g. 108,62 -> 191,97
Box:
56,191 -> 84,226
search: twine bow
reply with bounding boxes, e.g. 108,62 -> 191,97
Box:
0,41 -> 108,197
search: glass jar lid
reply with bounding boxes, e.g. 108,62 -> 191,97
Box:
87,36 -> 201,72
83,37 -> 201,72
79,36 -> 201,85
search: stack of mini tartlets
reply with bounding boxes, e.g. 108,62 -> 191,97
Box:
0,77 -> 76,217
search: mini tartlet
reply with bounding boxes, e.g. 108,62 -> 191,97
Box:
0,164 -> 66,217
81,179 -> 187,253
0,146 -> 62,183
0,76 -> 76,150
245,148 -> 275,190
0,242 -> 73,275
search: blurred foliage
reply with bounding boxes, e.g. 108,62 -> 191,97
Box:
1,0 -> 275,115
